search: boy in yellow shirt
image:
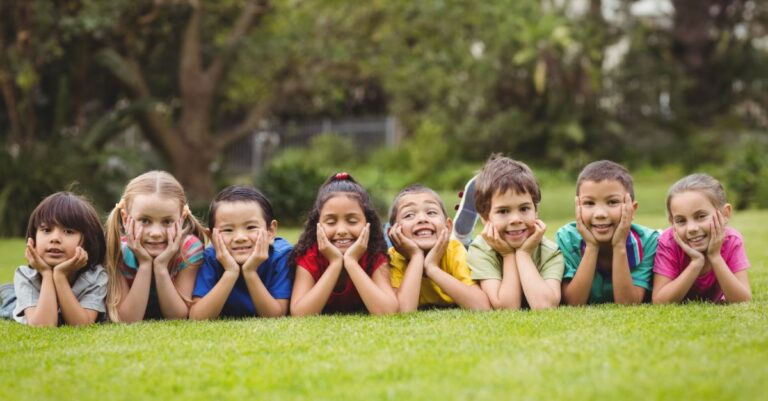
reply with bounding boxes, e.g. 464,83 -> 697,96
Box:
388,185 -> 490,312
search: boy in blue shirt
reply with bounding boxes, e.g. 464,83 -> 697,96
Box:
555,160 -> 658,305
190,186 -> 292,319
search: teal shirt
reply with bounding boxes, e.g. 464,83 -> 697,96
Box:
555,222 -> 659,304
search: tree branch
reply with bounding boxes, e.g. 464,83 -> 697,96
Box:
214,102 -> 271,152
205,0 -> 268,88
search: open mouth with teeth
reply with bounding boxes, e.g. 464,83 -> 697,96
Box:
332,238 -> 354,248
687,235 -> 707,247
502,228 -> 527,242
230,245 -> 253,253
590,223 -> 613,235
413,228 -> 436,238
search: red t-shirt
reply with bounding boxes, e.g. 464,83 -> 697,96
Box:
295,244 -> 388,313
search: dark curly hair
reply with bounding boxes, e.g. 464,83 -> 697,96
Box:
292,173 -> 388,273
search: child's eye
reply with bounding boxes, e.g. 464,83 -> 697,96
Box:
695,213 -> 708,221
402,212 -> 414,219
64,228 -> 78,235
163,219 -> 174,226
427,210 -> 439,216
673,218 -> 685,225
581,201 -> 595,206
608,199 -> 620,206
520,206 -> 530,212
139,218 -> 150,225
247,225 -> 260,230
221,228 -> 234,233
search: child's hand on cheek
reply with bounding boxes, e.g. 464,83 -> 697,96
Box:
707,210 -> 726,259
125,216 -> 153,265
242,230 -> 270,273
25,238 -> 51,272
519,219 -> 546,254
212,228 -> 240,274
424,228 -> 449,275
389,223 -> 422,259
481,221 -> 515,256
672,231 -> 705,269
611,194 -> 635,248
53,247 -> 89,275
317,224 -> 343,263
345,223 -> 370,263
575,196 -> 598,246
154,220 -> 183,269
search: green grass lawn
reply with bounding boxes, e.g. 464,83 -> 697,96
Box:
1,180 -> 767,400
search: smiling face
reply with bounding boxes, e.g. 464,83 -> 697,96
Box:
669,190 -> 730,252
35,223 -> 83,267
394,192 -> 450,251
214,201 -> 276,264
578,179 -> 636,243
319,194 -> 366,253
126,193 -> 182,257
485,189 -> 537,249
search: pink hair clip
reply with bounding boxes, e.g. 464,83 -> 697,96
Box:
335,172 -> 350,180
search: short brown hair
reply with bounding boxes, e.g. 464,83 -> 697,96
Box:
576,160 -> 635,200
388,184 -> 447,226
474,154 -> 541,219
26,192 -> 106,270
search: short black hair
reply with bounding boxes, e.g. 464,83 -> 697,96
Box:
207,185 -> 275,228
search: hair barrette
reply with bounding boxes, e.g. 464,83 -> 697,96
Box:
335,172 -> 350,180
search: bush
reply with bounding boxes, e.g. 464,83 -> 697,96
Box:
724,134 -> 768,210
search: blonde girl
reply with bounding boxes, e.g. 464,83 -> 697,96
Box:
105,171 -> 206,322
652,174 -> 751,303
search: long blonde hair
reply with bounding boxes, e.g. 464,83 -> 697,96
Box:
105,171 -> 206,322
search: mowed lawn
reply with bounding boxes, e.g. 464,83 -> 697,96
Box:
1,180 -> 767,401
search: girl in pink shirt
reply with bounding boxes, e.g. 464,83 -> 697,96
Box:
652,174 -> 752,304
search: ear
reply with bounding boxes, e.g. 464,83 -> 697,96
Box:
120,208 -> 127,224
204,227 -> 212,239
267,220 -> 278,244
722,203 -> 733,221
445,217 -> 454,232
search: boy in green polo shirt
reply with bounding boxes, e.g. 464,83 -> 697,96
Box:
555,160 -> 658,305
465,155 -> 564,310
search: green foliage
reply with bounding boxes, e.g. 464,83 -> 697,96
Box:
725,134 -> 768,210
256,154 -> 327,227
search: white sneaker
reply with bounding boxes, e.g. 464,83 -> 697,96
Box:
452,175 -> 478,247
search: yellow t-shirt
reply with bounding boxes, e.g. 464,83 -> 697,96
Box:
389,239 -> 475,307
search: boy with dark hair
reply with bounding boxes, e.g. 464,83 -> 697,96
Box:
464,154 -> 564,310
556,160 -> 658,305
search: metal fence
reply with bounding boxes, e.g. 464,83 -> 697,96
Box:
224,115 -> 399,175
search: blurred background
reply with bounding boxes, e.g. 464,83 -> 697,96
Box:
1,0 -> 767,235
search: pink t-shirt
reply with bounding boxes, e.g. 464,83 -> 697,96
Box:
653,227 -> 750,301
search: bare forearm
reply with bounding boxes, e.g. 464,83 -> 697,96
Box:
243,271 -> 287,317
396,255 -> 425,312
189,272 -> 239,320
652,266 -> 701,304
495,255 -> 522,310
710,256 -> 752,303
563,247 -> 598,306
26,271 -> 58,327
52,272 -> 98,325
345,261 -> 398,315
426,267 -> 489,310
153,268 -> 191,319
117,265 -> 153,323
516,251 -> 560,309
291,263 -> 343,316
612,249 -> 643,304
